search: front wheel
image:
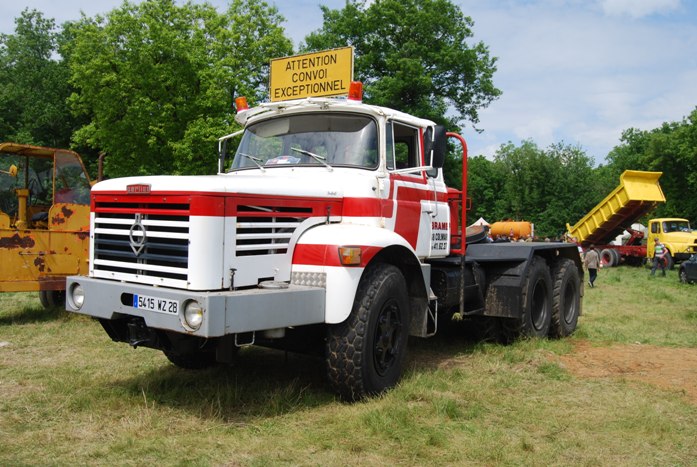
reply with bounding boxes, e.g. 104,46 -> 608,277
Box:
664,252 -> 674,270
679,268 -> 689,284
163,350 -> 217,370
326,263 -> 410,401
39,290 -> 66,309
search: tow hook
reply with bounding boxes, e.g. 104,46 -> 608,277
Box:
127,319 -> 154,348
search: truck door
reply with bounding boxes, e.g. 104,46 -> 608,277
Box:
385,120 -> 449,257
647,220 -> 658,249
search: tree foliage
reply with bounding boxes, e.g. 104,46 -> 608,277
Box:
0,9 -> 75,148
63,0 -> 292,177
302,0 -> 500,129
605,108 -> 697,222
465,141 -> 599,238
2,1 -> 696,237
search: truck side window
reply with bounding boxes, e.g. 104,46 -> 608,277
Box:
651,223 -> 659,234
387,121 -> 420,171
386,121 -> 395,170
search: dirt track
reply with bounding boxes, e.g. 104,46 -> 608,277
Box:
558,340 -> 697,405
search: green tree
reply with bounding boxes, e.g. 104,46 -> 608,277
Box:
465,154 -> 502,222
465,140 -> 597,238
64,0 -> 292,177
541,142 -> 598,236
302,0 -> 500,129
605,109 -> 697,222
0,9 -> 75,147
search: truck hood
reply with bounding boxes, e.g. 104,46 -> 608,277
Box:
92,169 -> 379,199
664,231 -> 697,242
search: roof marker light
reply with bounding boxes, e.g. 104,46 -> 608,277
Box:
235,96 -> 249,112
348,81 -> 363,101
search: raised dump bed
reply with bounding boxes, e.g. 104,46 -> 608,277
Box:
566,170 -> 665,247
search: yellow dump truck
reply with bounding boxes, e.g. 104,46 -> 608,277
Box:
566,170 -> 697,268
0,143 -> 91,306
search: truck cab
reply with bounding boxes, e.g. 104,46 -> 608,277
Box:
647,218 -> 697,268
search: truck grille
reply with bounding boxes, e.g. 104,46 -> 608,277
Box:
92,199 -> 190,282
235,204 -> 313,256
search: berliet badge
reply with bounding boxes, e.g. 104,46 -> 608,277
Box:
129,213 -> 147,256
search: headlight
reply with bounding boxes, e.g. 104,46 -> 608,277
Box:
69,283 -> 85,309
183,300 -> 204,330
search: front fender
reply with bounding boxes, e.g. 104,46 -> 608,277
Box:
292,223 -> 418,324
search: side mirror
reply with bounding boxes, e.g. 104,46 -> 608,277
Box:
431,125 -> 447,169
423,127 -> 434,163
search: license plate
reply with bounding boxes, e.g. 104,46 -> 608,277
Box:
133,294 -> 179,315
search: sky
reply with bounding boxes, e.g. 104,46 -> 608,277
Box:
1,0 -> 696,164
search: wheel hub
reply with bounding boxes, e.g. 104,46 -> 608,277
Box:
373,299 -> 401,375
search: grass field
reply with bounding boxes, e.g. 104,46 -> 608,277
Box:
1,266 -> 696,465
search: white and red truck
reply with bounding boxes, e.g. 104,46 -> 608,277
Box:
65,83 -> 583,400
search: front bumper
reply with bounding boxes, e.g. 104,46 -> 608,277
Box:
66,276 -> 326,338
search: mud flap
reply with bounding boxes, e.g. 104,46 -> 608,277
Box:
410,288 -> 438,338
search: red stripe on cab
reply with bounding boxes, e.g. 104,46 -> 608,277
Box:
293,244 -> 381,267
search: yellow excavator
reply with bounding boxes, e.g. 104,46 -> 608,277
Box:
0,142 -> 92,307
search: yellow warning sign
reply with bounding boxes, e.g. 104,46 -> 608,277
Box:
270,47 -> 354,102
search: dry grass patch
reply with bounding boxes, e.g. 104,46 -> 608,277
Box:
1,269 -> 697,466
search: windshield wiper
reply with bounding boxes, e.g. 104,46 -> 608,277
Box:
239,153 -> 266,172
291,147 -> 333,171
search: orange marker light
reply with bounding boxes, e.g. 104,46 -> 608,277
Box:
348,81 -> 363,101
338,246 -> 362,266
235,96 -> 249,112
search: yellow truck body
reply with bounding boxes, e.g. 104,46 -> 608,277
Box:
566,170 -> 664,247
0,143 -> 91,302
567,170 -> 697,267
647,218 -> 697,263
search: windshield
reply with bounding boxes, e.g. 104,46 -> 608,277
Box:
229,113 -> 378,171
662,220 -> 691,233
0,151 -> 89,217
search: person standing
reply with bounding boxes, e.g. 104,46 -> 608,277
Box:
650,237 -> 667,277
584,245 -> 600,288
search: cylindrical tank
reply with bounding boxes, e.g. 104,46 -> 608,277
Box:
489,221 -> 534,240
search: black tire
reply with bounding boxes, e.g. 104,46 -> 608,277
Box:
39,290 -> 66,309
326,263 -> 410,401
678,268 -> 688,284
549,259 -> 581,338
600,248 -> 615,267
164,350 -> 217,370
664,251 -> 674,270
502,256 -> 552,340
678,267 -> 695,284
610,249 -> 621,266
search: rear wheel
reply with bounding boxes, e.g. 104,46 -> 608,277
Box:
610,249 -> 621,266
326,263 -> 410,401
600,249 -> 616,267
502,256 -> 552,340
549,259 -> 580,337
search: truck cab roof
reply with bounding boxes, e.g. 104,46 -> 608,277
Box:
235,97 -> 436,130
